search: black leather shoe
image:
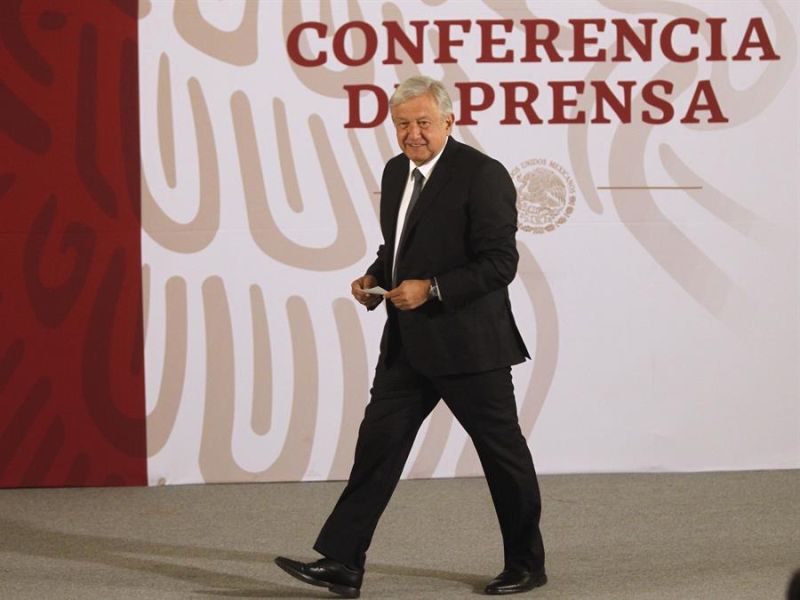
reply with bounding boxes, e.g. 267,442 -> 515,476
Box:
274,556 -> 363,598
484,568 -> 547,595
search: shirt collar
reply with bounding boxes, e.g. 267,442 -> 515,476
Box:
408,136 -> 448,182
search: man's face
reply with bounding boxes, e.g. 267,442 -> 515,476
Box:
391,93 -> 454,166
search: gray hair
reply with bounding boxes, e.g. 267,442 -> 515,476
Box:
389,76 -> 454,119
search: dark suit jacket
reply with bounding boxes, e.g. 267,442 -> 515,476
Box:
366,137 -> 530,376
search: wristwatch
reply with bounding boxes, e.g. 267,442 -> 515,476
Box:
428,277 -> 441,301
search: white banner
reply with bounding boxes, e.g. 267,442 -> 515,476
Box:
139,0 -> 800,484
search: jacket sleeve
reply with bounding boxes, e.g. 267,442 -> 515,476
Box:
365,244 -> 386,287
434,158 -> 519,308
364,159 -> 399,290
362,161 -> 395,309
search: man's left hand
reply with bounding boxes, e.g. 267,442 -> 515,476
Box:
385,279 -> 431,311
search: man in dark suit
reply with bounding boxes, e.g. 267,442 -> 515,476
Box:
275,76 -> 546,597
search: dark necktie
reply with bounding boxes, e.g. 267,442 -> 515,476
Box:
393,168 -> 425,286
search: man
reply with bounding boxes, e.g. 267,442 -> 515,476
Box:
275,76 -> 546,597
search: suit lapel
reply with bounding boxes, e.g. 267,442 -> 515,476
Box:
382,158 -> 409,277
385,161 -> 408,233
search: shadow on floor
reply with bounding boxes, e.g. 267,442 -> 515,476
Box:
1,517 -> 487,597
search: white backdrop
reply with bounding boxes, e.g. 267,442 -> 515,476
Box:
138,0 -> 800,485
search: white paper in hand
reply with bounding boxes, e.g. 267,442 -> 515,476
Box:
362,286 -> 388,295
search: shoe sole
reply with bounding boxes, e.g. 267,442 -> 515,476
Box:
274,557 -> 360,598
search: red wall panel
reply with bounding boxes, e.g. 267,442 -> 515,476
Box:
0,0 -> 146,487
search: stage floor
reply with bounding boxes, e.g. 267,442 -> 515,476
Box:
1,470 -> 798,599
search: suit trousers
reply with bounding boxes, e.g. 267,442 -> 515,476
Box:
313,347 -> 545,573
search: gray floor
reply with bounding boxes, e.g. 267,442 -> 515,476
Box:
1,471 -> 798,599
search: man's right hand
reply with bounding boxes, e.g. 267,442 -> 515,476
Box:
351,274 -> 383,310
